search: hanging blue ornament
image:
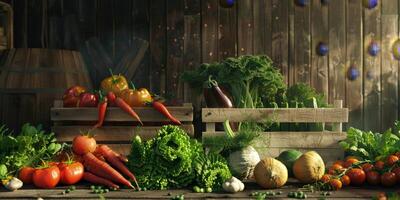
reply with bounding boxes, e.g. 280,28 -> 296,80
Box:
368,42 -> 380,56
321,0 -> 329,5
295,0 -> 309,7
219,0 -> 235,8
363,0 -> 378,9
317,42 -> 329,56
392,39 -> 400,60
348,66 -> 359,81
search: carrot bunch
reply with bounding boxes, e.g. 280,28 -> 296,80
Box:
72,135 -> 139,190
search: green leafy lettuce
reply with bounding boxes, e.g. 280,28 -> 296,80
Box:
128,125 -> 231,190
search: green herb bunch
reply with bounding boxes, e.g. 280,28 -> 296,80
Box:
0,123 -> 63,179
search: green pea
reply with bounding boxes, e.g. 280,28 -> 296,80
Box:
143,187 -> 147,191
104,189 -> 109,193
61,191 -> 66,195
193,186 -> 200,193
90,185 -> 96,190
70,186 -> 76,190
277,191 -> 283,195
65,189 -> 71,193
206,187 -> 212,193
199,188 -> 204,193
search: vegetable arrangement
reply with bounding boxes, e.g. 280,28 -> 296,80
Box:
62,71 -> 182,127
127,125 -> 231,191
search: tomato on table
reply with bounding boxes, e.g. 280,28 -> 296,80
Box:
344,158 -> 359,168
72,135 -> 97,155
361,163 -> 374,173
329,179 -> 342,190
58,161 -> 84,185
386,155 -> 399,166
381,172 -> 397,187
346,168 -> 366,185
32,166 -> 60,189
366,171 -> 380,185
18,167 -> 36,184
63,86 -> 86,107
340,175 -> 351,186
375,160 -> 385,171
392,167 -> 400,182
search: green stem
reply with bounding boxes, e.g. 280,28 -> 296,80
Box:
130,81 -> 136,90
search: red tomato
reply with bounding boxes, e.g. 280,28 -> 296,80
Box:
18,167 -> 36,184
328,164 -> 344,175
375,161 -> 385,171
392,167 -> 400,182
344,158 -> 359,168
329,179 -> 342,190
32,166 -> 60,189
78,93 -> 99,107
320,174 -> 331,183
362,163 -> 374,173
386,155 -> 399,166
63,86 -> 86,107
346,168 -> 366,185
381,172 -> 397,187
72,135 -> 97,155
333,160 -> 345,166
366,171 -> 380,185
340,175 -> 351,186
58,162 -> 84,185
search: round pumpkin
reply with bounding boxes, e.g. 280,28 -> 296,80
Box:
254,157 -> 288,189
293,151 -> 325,183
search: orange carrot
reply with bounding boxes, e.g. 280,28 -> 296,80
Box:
83,172 -> 119,189
97,145 -> 140,189
82,152 -> 134,189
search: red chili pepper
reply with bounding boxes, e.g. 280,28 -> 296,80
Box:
152,101 -> 181,125
94,96 -> 108,128
107,91 -> 116,106
115,97 -> 143,125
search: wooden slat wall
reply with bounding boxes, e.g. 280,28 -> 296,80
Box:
4,0 -> 400,131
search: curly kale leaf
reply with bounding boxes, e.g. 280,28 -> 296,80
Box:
194,153 -> 232,190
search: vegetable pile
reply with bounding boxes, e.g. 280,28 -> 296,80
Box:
0,124 -> 62,181
128,125 -> 231,191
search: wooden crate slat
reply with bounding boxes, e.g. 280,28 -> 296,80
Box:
51,105 -> 193,122
54,125 -> 194,142
202,107 -> 348,123
202,131 -> 346,149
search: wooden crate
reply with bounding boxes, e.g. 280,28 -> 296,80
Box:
202,100 -> 348,164
51,100 -> 194,155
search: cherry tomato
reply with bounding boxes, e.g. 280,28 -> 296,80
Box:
361,163 -> 374,173
328,164 -> 344,175
386,155 -> 399,166
392,167 -> 400,182
344,158 -> 359,168
395,152 -> 400,158
18,167 -> 36,184
32,166 -> 60,189
346,168 -> 366,185
320,174 -> 331,183
333,160 -> 345,166
375,160 -> 385,171
381,172 -> 397,187
72,135 -> 97,155
366,171 -> 380,185
58,162 -> 84,185
340,175 -> 351,186
329,179 -> 342,190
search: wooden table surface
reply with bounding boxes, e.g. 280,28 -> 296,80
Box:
0,182 -> 396,200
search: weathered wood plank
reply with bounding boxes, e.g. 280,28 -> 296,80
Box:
51,105 -> 193,122
0,185 -> 397,199
293,0 -> 311,84
237,0 -> 253,55
202,108 -> 349,123
96,0 -> 114,58
113,0 -> 132,64
27,0 -> 42,48
288,0 -> 295,86
76,0 -> 96,42
346,0 -> 363,129
149,0 -> 166,95
363,0 -> 381,132
328,0 -> 346,105
202,0 -> 218,63
381,0 -> 398,131
253,0 -> 271,56
311,0 -> 328,102
272,0 -> 289,84
203,131 -> 346,149
54,125 -> 195,142
166,0 -> 184,100
218,0 -> 237,59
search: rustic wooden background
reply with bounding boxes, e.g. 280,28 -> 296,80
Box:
1,0 -> 399,132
